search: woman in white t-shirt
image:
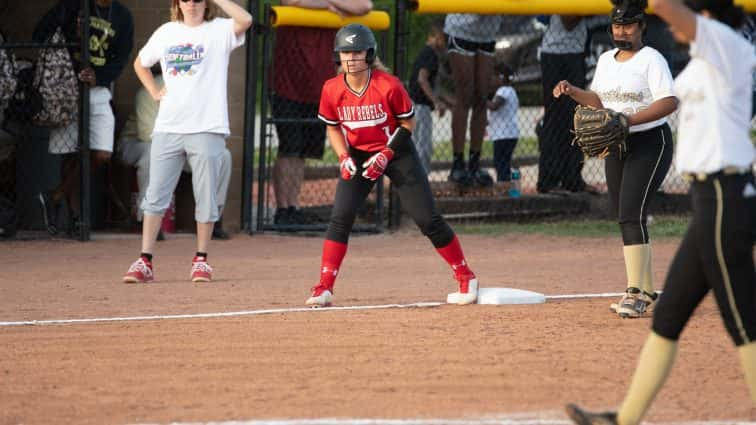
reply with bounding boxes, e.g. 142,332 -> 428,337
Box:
122,0 -> 252,284
553,0 -> 678,319
566,1 -> 756,424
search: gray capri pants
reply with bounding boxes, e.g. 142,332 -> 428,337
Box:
141,132 -> 227,223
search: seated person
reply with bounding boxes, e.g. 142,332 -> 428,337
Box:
116,70 -> 231,239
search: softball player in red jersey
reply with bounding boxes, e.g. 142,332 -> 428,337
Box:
305,23 -> 479,307
566,0 -> 756,423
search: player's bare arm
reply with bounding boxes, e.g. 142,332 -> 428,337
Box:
553,80 -> 603,108
487,95 -> 505,111
398,117 -> 416,133
650,0 -> 698,41
626,96 -> 678,126
325,125 -> 348,159
417,68 -> 444,113
327,0 -> 372,16
214,0 -> 253,36
281,0 -> 372,16
133,56 -> 164,102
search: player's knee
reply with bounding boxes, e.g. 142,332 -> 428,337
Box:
620,220 -> 647,245
418,215 -> 454,248
651,310 -> 684,342
326,211 -> 356,244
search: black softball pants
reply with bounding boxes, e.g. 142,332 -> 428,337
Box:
326,143 -> 455,248
653,172 -> 756,346
605,124 -> 673,245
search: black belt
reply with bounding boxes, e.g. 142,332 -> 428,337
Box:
682,166 -> 753,183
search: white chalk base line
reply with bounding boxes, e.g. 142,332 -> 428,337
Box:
0,293 -> 632,327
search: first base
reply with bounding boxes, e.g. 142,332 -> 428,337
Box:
476,288 -> 546,305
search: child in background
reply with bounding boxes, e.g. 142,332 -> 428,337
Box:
408,19 -> 450,174
487,64 -> 520,186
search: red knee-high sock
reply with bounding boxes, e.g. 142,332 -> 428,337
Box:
320,239 -> 348,290
435,235 -> 474,277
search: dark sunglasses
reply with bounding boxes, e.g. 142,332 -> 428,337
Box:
180,0 -> 204,3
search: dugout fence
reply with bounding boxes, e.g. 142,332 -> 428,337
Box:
248,0 -> 735,234
0,0 -> 94,241
395,2 -> 702,224
2,1 -> 754,240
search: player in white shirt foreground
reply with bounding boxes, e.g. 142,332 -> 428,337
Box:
553,0 -> 678,319
565,0 -> 756,423
123,0 -> 252,284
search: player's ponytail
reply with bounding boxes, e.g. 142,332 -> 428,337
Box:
370,57 -> 390,73
685,0 -> 745,29
718,3 -> 746,29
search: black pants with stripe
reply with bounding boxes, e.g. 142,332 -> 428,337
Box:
653,173 -> 756,346
605,124 -> 673,245
326,143 -> 455,248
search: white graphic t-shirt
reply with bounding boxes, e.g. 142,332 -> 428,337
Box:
139,18 -> 245,136
673,15 -> 756,174
591,46 -> 675,133
487,86 -> 519,140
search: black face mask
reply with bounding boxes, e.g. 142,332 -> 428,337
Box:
613,38 -> 635,50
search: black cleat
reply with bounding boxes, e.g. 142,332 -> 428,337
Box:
448,167 -> 473,187
470,168 -> 494,187
212,220 -> 230,240
565,404 -> 618,425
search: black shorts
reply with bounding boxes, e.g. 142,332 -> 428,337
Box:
271,95 -> 326,159
446,35 -> 495,56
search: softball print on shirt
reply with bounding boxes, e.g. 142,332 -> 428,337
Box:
165,43 -> 205,76
137,18 -> 245,135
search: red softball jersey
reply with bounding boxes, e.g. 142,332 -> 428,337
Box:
318,69 -> 415,152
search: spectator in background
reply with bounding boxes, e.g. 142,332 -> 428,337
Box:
408,19 -> 450,175
123,0 -> 252,284
486,63 -> 519,186
34,0 -> 134,234
271,0 -> 373,226
444,13 -> 503,187
537,15 -> 595,194
116,68 -> 232,240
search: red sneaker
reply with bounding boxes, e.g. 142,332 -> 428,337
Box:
305,283 -> 333,307
190,256 -> 213,282
446,272 -> 478,305
123,257 -> 154,283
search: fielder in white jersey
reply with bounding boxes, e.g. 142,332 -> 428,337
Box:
566,0 -> 756,423
553,0 -> 678,319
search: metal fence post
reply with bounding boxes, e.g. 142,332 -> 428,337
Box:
78,0 -> 91,241
242,0 -> 260,234
255,4 -> 272,232
389,0 -> 409,230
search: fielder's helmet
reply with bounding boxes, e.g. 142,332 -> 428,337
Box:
610,0 -> 647,25
333,23 -> 377,65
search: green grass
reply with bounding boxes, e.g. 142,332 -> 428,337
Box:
316,137 -> 540,165
454,215 -> 690,239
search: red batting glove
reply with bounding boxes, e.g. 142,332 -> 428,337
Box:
339,152 -> 357,180
361,148 -> 394,181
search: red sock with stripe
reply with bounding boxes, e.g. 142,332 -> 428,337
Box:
319,239 -> 348,291
435,235 -> 474,278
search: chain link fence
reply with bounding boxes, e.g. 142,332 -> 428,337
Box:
396,12 -> 714,222
254,4 -> 391,232
0,0 -> 93,240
